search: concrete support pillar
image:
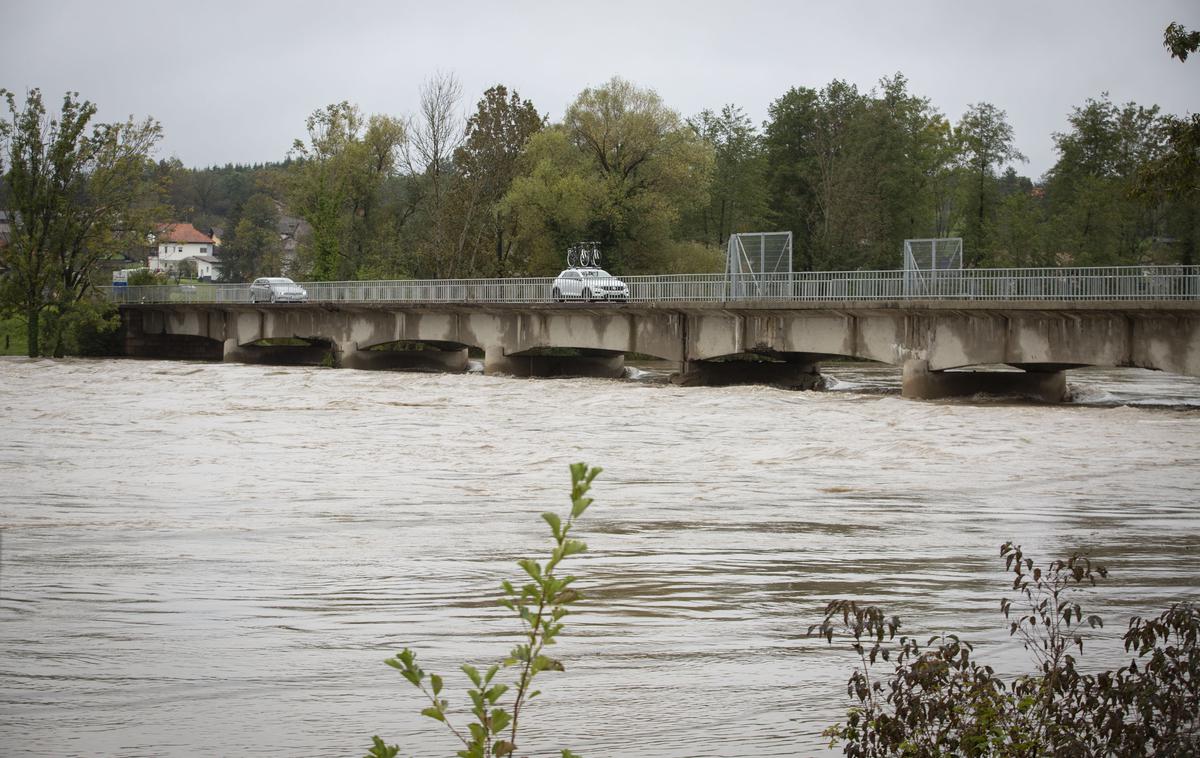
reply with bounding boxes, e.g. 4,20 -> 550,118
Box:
336,341 -> 468,372
671,356 -> 825,389
120,310 -> 222,360
901,360 -> 1067,402
483,346 -> 624,378
222,338 -> 331,366
222,338 -> 251,363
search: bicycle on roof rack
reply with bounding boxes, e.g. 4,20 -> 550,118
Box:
566,241 -> 602,270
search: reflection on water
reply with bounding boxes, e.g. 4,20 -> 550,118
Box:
1,357 -> 1199,756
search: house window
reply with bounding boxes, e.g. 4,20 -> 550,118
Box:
178,246 -> 183,253
200,246 -> 207,253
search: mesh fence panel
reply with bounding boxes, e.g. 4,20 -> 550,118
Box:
904,238 -> 963,271
727,232 -> 793,276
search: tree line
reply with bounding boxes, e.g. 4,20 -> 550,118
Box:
174,73 -> 1200,283
2,24 -> 1198,357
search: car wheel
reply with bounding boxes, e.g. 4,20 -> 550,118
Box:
582,288 -> 592,302
552,287 -> 562,303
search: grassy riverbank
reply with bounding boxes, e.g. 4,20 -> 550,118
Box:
1,317 -> 28,356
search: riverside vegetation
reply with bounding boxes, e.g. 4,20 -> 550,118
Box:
5,23 -> 1200,358
369,466 -> 1199,757
366,463 -> 600,758
811,543 -> 1200,757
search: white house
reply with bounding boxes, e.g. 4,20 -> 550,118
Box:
193,255 -> 221,281
148,223 -> 221,280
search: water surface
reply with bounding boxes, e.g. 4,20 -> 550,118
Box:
2,358 -> 1198,756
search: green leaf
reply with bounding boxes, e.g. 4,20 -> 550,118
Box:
494,740 -> 516,756
555,588 -> 582,605
420,706 -> 445,722
485,683 -> 509,703
561,539 -> 587,558
571,496 -> 592,519
430,673 -> 443,696
542,511 -> 563,540
491,709 -> 512,733
518,558 -> 542,580
468,722 -> 486,744
365,736 -> 400,758
462,664 -> 482,687
534,654 -> 565,672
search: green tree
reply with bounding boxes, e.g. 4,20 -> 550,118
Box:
1143,23 -> 1200,265
442,85 -> 544,277
563,76 -> 714,272
288,102 -> 406,280
0,87 -> 161,357
499,128 -> 591,273
955,102 -> 1026,264
504,77 -> 712,274
764,76 -> 954,270
1164,21 -> 1200,61
1044,95 -> 1166,265
220,193 -> 281,281
687,105 -> 769,247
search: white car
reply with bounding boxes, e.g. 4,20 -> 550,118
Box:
551,268 -> 629,302
249,277 -> 308,303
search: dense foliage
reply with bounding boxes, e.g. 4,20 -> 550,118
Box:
146,69 -> 1197,283
812,543 -> 1200,757
0,88 -> 161,356
2,23 -> 1197,356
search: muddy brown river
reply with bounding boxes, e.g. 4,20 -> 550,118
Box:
2,357 -> 1199,756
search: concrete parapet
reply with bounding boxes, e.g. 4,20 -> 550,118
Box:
484,347 -> 624,378
901,360 -> 1067,402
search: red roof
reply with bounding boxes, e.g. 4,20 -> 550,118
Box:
157,222 -> 214,244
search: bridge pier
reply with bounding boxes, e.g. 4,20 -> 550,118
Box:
335,342 -> 469,372
671,354 -> 825,389
484,347 -> 624,379
121,309 -> 222,360
901,360 -> 1067,402
222,338 -> 332,366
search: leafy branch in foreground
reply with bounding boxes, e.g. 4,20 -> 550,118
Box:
812,543 -> 1200,757
367,463 -> 600,758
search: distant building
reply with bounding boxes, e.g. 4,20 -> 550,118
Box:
277,208 -> 311,276
148,222 -> 222,280
0,210 -> 12,250
193,255 -> 221,281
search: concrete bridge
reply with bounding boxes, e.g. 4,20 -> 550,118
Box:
119,299 -> 1200,401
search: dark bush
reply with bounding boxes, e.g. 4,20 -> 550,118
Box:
813,543 -> 1200,757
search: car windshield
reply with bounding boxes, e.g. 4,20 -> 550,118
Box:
267,278 -> 294,284
581,270 -> 612,277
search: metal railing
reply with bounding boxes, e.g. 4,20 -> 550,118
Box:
100,266 -> 1200,305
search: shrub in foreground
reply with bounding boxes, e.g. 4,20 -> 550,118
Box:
367,463 -> 600,758
812,543 -> 1200,757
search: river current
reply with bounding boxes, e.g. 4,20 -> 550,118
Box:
2,357 -> 1199,757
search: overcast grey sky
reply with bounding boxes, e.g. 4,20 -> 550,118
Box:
3,0 -> 1198,178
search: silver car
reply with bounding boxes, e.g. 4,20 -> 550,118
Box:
551,268 -> 629,302
250,277 -> 308,303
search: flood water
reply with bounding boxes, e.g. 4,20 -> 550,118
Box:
2,357 -> 1199,757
